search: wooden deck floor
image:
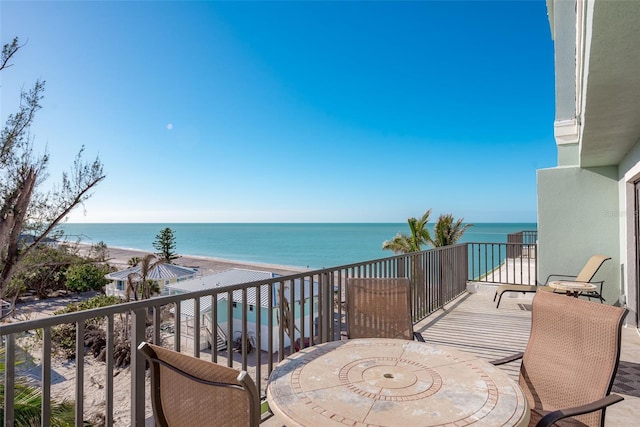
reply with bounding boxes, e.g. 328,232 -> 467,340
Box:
415,286 -> 640,427
415,286 -> 532,380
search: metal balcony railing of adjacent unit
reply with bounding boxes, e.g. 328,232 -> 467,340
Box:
469,231 -> 538,286
0,240 -> 535,426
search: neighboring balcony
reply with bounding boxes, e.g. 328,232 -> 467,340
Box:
1,238 -> 638,426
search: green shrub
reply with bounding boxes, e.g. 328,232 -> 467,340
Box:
9,246 -> 80,299
51,295 -> 120,359
64,264 -> 110,292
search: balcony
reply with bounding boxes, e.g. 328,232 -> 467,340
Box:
1,241 -> 638,426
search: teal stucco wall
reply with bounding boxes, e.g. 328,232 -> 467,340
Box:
537,165 -> 621,303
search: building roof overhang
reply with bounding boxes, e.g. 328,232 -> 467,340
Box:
579,0 -> 640,167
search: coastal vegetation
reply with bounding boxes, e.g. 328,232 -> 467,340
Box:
50,295 -> 121,360
64,263 -> 110,292
382,209 -> 433,253
382,210 -> 473,315
3,295 -> 122,425
430,213 -> 474,247
0,37 -> 105,306
0,348 -> 75,426
4,243 -> 113,312
125,253 -> 161,301
382,209 -> 472,253
153,227 -> 179,263
6,246 -> 78,300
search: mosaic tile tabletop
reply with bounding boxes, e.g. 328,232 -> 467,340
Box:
267,338 -> 529,427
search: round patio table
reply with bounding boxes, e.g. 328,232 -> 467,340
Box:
267,338 -> 529,427
548,280 -> 597,297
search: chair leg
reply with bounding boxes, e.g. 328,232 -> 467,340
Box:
496,292 -> 505,308
580,292 -> 606,303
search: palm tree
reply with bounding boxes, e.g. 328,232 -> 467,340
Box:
125,254 -> 161,301
429,214 -> 472,307
139,278 -> 161,300
382,209 -> 432,254
429,214 -> 473,247
382,210 -> 432,310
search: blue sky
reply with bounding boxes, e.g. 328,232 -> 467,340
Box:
1,0 -> 556,223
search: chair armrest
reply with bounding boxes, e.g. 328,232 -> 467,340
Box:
535,394 -> 625,427
490,352 -> 523,365
544,274 -> 577,284
413,332 -> 426,342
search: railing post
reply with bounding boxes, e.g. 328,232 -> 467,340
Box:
397,257 -> 405,278
41,327 -> 51,427
4,334 -> 15,427
75,321 -> 84,427
437,250 -> 443,308
106,315 -> 114,427
194,297 -> 201,357
318,273 -> 329,343
131,309 -> 147,426
534,243 -> 538,284
463,244 -> 469,290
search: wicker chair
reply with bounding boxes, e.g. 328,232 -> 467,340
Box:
492,291 -> 627,427
345,277 -> 425,341
138,342 -> 260,427
494,254 -> 611,308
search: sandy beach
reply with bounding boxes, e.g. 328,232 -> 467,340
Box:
88,244 -> 308,276
10,245 -> 309,425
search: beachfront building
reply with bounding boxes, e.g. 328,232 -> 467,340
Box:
538,0 -> 639,328
18,233 -> 59,249
104,263 -> 198,298
166,268 -> 320,352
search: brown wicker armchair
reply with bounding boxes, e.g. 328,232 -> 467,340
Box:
492,290 -> 627,426
138,341 -> 260,427
494,254 -> 611,308
345,277 -> 425,341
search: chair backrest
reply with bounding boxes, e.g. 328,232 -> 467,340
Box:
346,277 -> 414,339
575,254 -> 611,282
138,342 -> 260,427
520,291 -> 627,426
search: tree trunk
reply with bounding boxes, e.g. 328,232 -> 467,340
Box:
0,168 -> 36,298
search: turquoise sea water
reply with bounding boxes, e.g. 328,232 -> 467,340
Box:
58,223 -> 536,269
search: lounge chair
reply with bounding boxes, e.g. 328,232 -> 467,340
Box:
492,290 -> 627,426
138,341 -> 260,427
345,277 -> 425,341
494,254 -> 611,308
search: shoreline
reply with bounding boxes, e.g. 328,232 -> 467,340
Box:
75,243 -> 309,276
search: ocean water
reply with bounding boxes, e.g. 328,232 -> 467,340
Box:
58,223 -> 536,269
